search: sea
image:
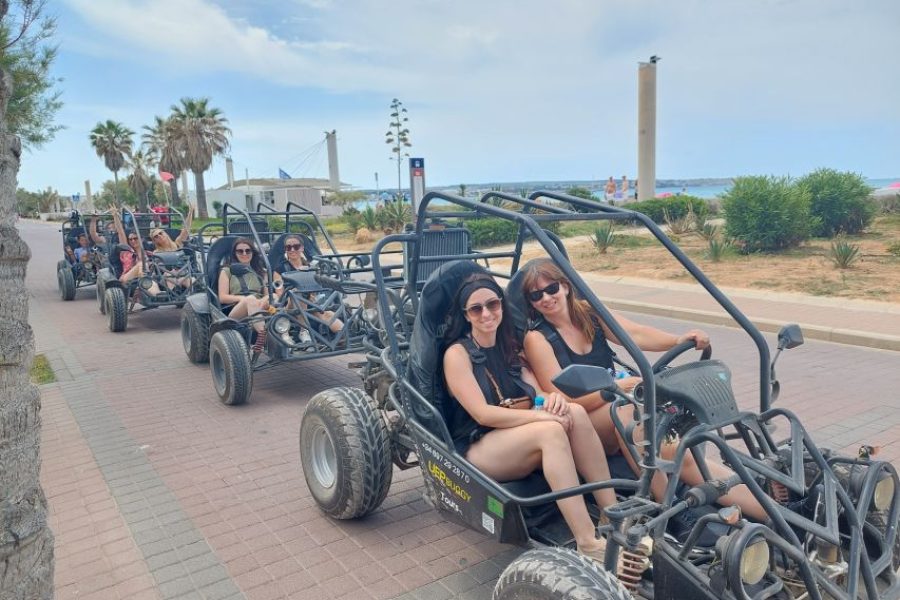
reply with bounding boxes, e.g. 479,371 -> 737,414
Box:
354,177 -> 897,208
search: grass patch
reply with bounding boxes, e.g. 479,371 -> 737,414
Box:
30,354 -> 55,385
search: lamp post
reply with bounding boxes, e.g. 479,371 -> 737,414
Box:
637,56 -> 659,201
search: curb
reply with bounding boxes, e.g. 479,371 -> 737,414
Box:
605,299 -> 900,352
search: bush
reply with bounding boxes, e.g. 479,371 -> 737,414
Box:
591,223 -> 616,254
622,195 -> 704,224
797,168 -> 875,236
211,200 -> 222,217
466,218 -> 520,248
887,240 -> 900,257
722,176 -> 814,252
828,237 -> 860,269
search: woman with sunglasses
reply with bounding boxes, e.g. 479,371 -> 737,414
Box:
443,273 -> 617,562
148,204 -> 194,251
275,235 -> 343,340
520,258 -> 766,519
219,238 -> 283,352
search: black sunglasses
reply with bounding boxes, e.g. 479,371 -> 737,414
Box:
128,236 -> 139,241
234,248 -> 254,255
528,282 -> 561,302
464,297 -> 502,317
284,243 -> 302,251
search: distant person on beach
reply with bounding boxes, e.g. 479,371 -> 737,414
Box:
604,177 -> 616,201
620,176 -> 630,200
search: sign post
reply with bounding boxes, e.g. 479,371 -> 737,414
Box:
409,158 -> 425,215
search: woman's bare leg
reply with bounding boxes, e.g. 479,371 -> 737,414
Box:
566,404 -> 617,508
466,422 -> 602,551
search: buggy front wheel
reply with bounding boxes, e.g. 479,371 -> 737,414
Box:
300,387 -> 392,519
210,330 -> 252,406
57,263 -> 75,301
494,547 -> 633,600
96,272 -> 108,314
105,287 -> 128,332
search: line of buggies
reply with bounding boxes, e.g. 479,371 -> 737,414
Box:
58,191 -> 899,599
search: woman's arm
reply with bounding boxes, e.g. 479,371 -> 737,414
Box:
444,344 -> 568,430
89,217 -> 106,245
523,331 -> 608,410
112,211 -> 128,244
599,311 -> 709,352
176,205 -> 194,244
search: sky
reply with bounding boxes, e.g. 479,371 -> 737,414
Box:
15,0 -> 900,197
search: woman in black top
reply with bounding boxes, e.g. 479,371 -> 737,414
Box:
442,273 -> 616,561
521,258 -> 765,520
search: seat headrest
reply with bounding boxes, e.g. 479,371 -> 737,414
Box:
506,258 -> 543,345
408,260 -> 489,432
206,236 -> 239,291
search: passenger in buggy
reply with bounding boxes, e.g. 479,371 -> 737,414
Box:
219,237 -> 283,353
275,234 -> 343,339
442,272 -> 617,563
519,258 -> 766,520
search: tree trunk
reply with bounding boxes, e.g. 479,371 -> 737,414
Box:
0,59 -> 55,600
137,183 -> 148,212
170,176 -> 180,207
193,169 -> 208,219
112,170 -> 121,208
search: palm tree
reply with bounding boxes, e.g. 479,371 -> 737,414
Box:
89,120 -> 134,208
127,149 -> 154,211
168,97 -> 231,218
1,5 -> 55,597
142,115 -> 183,206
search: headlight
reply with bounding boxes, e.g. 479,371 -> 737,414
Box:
139,277 -> 154,290
740,539 -> 770,585
273,317 -> 291,334
873,476 -> 894,511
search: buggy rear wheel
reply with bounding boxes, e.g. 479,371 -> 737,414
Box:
57,263 -> 75,301
210,330 -> 252,406
181,303 -> 210,364
105,287 -> 128,332
300,387 -> 392,519
494,547 -> 633,600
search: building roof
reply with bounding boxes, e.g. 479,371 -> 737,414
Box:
215,177 -> 347,191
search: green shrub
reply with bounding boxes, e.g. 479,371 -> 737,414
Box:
211,200 -> 223,217
361,205 -> 378,230
706,236 -> 733,262
622,195 -> 703,224
828,237 -> 860,268
341,206 -> 362,231
722,176 -> 814,252
466,218 -> 520,248
591,223 -> 616,254
797,168 -> 875,236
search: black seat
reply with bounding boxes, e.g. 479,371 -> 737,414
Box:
229,218 -> 270,244
408,260 -> 488,437
151,250 -> 190,268
205,235 -> 238,294
505,258 -> 544,345
405,226 -> 472,288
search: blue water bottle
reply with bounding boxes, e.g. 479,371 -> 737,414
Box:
615,370 -> 628,380
533,395 -> 545,410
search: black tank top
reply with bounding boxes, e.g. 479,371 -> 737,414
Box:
547,320 -> 615,371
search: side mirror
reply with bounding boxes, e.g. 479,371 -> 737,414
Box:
552,365 -> 616,399
777,324 -> 804,350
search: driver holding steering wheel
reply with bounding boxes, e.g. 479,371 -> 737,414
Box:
521,258 -> 765,520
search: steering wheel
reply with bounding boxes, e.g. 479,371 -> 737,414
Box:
651,339 -> 712,374
346,254 -> 371,270
315,257 -> 344,279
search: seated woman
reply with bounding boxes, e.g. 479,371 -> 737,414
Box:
218,237 -> 282,353
118,231 -> 144,284
520,258 -> 766,520
443,272 -> 616,562
148,204 -> 194,251
275,234 -> 342,339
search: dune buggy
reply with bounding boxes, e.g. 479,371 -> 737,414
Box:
180,202 -> 425,406
299,191 -> 899,599
96,207 -> 203,333
56,210 -> 108,301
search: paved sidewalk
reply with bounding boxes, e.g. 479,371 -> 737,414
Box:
580,272 -> 900,351
19,220 -> 900,600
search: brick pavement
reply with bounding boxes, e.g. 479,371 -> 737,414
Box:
21,220 -> 900,600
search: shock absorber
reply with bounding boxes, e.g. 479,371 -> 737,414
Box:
769,480 -> 790,505
617,536 -> 653,592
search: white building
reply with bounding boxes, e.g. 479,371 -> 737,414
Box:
205,178 -> 345,217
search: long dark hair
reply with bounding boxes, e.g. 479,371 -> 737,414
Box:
229,237 -> 266,279
445,273 -> 519,359
520,258 -> 598,343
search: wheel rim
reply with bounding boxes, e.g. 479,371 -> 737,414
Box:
310,423 -> 337,489
181,314 -> 193,353
211,347 -> 227,395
